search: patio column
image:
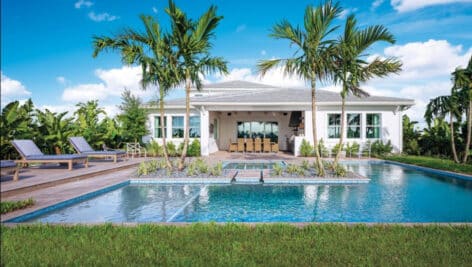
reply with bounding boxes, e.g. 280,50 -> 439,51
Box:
304,110 -> 314,145
200,108 -> 210,156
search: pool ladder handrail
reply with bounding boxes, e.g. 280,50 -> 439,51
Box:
231,171 -> 238,183
259,170 -> 264,183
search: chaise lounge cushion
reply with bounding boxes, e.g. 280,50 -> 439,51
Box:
0,160 -> 17,168
69,137 -> 125,155
12,140 -> 87,160
24,154 -> 87,160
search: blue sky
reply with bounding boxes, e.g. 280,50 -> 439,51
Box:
1,0 -> 472,124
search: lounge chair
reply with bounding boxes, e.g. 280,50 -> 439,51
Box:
254,138 -> 262,153
237,139 -> 245,152
126,142 -> 147,158
1,160 -> 19,181
69,137 -> 126,163
229,139 -> 238,152
12,140 -> 88,171
263,138 -> 271,153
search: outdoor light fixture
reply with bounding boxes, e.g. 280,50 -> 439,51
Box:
227,112 -> 232,116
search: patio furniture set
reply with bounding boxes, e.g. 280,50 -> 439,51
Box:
229,138 -> 279,153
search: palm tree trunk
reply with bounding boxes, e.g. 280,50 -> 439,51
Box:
334,96 -> 346,166
463,101 -> 472,163
159,90 -> 172,169
178,73 -> 191,170
449,112 -> 460,163
311,78 -> 324,176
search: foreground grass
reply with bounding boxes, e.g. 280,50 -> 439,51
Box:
0,198 -> 34,214
385,155 -> 472,175
2,224 -> 472,266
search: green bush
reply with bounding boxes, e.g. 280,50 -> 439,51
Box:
345,142 -> 360,157
317,138 -> 330,157
166,141 -> 177,157
136,160 -> 160,176
187,139 -> 201,157
301,160 -> 310,170
331,143 -> 343,155
371,140 -> 393,157
1,198 -> 35,214
146,140 -> 162,157
334,164 -> 347,177
272,163 -> 283,176
210,162 -> 223,176
299,139 -> 313,157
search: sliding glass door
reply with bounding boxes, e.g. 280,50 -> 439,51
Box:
237,121 -> 278,142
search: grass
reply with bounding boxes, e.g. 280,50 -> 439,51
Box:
384,155 -> 472,175
2,224 -> 471,266
0,198 -> 35,214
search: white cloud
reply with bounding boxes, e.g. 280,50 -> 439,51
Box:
56,76 -> 69,85
390,0 -> 472,12
260,50 -> 267,56
88,11 -> 118,22
152,7 -> 158,14
74,0 -> 93,9
213,67 -> 306,88
236,24 -> 246,33
375,39 -> 472,81
338,8 -> 357,19
1,73 -> 32,103
61,66 -> 155,103
372,0 -> 385,10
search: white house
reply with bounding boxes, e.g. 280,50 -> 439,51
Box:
144,80 -> 414,156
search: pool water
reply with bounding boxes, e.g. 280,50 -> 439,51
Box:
25,162 -> 472,223
223,161 -> 284,170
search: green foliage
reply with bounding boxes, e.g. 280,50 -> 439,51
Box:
35,109 -> 75,154
4,224 -> 471,266
385,155 -> 472,175
166,141 -> 178,157
333,164 -> 347,177
299,139 -> 313,157
146,140 -> 163,157
402,115 -> 421,155
0,99 -> 36,159
210,162 -> 223,177
136,160 -> 160,176
371,140 -> 393,157
186,158 -> 209,175
73,100 -> 106,149
272,163 -> 284,176
317,138 -> 330,157
419,118 -> 453,157
301,160 -> 310,170
331,143 -> 343,155
345,142 -> 360,157
187,139 -> 201,157
286,164 -> 305,176
117,90 -> 148,143
0,198 -> 35,214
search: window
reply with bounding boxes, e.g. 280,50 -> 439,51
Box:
237,121 -> 278,142
172,116 -> 184,138
347,113 -> 361,138
366,114 -> 381,138
154,116 -> 167,138
189,116 -> 200,138
328,114 -> 341,138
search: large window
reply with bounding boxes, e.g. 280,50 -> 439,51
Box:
154,116 -> 167,138
189,116 -> 200,138
237,121 -> 278,142
172,116 -> 184,138
328,114 -> 341,138
366,113 -> 381,139
347,113 -> 361,138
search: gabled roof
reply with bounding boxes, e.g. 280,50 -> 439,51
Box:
164,87 -> 414,106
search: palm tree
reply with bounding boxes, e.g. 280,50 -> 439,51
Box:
165,0 -> 228,170
257,1 -> 342,176
425,93 -> 462,163
74,100 -> 106,149
36,109 -> 74,154
452,55 -> 472,163
93,15 -> 179,169
332,15 -> 401,167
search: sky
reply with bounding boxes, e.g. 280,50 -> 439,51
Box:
1,0 -> 472,126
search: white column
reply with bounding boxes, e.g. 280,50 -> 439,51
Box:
304,110 -> 314,145
200,108 -> 210,156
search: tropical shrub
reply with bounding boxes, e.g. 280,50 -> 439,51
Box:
344,142 -> 360,157
187,139 -> 201,157
117,90 -> 148,143
301,160 -> 310,170
146,140 -> 163,157
210,162 -> 223,176
299,139 -> 313,157
331,143 -> 343,155
334,164 -> 347,177
317,138 -> 330,157
166,141 -> 178,157
272,163 -> 283,176
371,140 -> 393,157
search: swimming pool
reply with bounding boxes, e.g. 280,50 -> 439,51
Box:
223,161 -> 285,170
16,162 -> 472,223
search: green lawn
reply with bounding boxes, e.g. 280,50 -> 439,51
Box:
2,224 -> 471,266
0,198 -> 34,214
384,155 -> 472,175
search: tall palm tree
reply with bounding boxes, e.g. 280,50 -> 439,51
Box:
257,1 -> 342,176
425,93 -> 462,163
332,15 -> 401,167
165,0 -> 228,170
93,15 -> 179,169
452,55 -> 472,163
